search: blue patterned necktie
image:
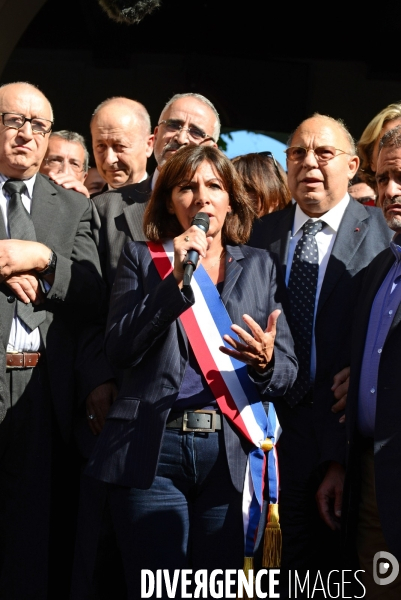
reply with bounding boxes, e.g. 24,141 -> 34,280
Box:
286,219 -> 324,405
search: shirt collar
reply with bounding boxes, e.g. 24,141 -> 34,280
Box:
0,172 -> 36,199
390,233 -> 401,262
292,193 -> 350,236
151,168 -> 159,191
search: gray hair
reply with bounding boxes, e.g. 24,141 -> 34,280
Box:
287,113 -> 356,155
91,96 -> 151,135
379,124 -> 401,152
160,93 -> 221,142
50,130 -> 89,172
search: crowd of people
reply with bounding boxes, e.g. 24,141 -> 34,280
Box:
0,80 -> 399,600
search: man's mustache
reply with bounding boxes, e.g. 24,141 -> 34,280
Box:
384,195 -> 401,208
162,141 -> 184,155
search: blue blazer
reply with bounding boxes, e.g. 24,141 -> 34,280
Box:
86,242 -> 297,491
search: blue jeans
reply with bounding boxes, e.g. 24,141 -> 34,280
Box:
107,427 -> 244,599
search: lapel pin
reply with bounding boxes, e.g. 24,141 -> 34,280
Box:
354,228 -> 360,232
228,257 -> 232,262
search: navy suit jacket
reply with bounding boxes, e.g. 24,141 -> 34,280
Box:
86,242 -> 297,491
249,198 -> 392,469
344,244 -> 401,559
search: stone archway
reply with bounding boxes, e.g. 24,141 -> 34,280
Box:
0,0 -> 47,77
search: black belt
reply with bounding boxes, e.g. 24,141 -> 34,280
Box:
166,410 -> 222,432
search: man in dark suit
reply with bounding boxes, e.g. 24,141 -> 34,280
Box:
343,125 -> 401,597
0,82 -> 104,600
249,114 -> 392,591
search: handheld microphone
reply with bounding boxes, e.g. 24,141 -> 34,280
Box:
183,212 -> 210,287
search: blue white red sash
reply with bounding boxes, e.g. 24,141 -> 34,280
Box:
147,240 -> 280,557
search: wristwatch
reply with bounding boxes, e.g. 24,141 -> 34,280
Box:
39,250 -> 57,276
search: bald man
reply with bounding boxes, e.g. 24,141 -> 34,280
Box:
249,114 -> 391,593
0,82 -> 103,600
91,96 -> 154,192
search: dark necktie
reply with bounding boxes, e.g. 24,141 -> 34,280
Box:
3,179 -> 46,330
286,219 -> 324,405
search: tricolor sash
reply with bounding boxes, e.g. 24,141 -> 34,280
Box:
147,241 -> 280,563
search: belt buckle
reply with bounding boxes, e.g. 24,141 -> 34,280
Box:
182,410 -> 216,433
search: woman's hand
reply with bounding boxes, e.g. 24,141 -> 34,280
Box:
172,226 -> 212,285
219,310 -> 281,373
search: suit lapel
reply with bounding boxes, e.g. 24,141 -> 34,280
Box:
220,246 -> 244,305
0,194 -> 14,343
385,253 -> 401,338
121,177 -> 152,242
317,199 -> 370,315
123,203 -> 148,242
31,174 -> 58,245
269,204 -> 294,279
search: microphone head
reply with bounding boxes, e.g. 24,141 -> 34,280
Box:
98,0 -> 161,24
191,212 -> 210,233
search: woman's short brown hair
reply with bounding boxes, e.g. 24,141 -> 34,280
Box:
144,145 -> 256,244
231,152 -> 291,216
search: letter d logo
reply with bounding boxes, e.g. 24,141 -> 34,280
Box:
373,551 -> 399,585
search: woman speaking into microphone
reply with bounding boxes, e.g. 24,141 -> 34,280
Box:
86,145 -> 297,598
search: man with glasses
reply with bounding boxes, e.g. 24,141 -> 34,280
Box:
40,130 -> 89,196
249,114 -> 391,593
0,82 -> 104,599
153,92 -> 219,169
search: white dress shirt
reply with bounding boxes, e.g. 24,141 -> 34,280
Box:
0,173 -> 41,352
285,194 -> 350,381
151,168 -> 159,191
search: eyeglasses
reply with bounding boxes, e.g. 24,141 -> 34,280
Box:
158,119 -> 215,143
44,157 -> 85,174
257,151 -> 284,183
0,112 -> 53,135
285,146 -> 350,163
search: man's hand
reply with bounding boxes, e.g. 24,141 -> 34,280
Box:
86,380 -> 118,435
0,239 -> 51,277
331,366 -> 350,424
5,271 -> 46,304
47,172 -> 90,198
316,461 -> 345,531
